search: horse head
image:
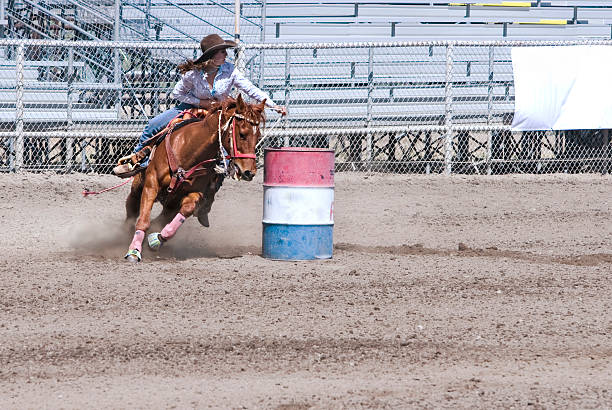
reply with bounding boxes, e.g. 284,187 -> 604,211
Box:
221,94 -> 265,181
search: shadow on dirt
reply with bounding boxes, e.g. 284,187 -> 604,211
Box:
66,219 -> 260,261
334,243 -> 612,267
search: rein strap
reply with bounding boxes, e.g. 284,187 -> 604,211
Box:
166,107 -> 258,194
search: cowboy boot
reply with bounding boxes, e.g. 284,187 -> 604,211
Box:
113,146 -> 152,177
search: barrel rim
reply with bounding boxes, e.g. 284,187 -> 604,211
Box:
264,147 -> 335,153
262,221 -> 335,226
263,183 -> 335,188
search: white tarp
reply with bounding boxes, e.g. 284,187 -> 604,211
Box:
511,45 -> 612,131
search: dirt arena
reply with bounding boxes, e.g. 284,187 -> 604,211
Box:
0,171 -> 611,408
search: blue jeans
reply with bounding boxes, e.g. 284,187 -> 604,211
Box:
133,102 -> 196,154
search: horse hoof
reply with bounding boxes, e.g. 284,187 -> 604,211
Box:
124,249 -> 141,262
147,233 -> 163,251
197,212 -> 210,227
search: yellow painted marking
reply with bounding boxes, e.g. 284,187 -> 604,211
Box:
519,19 -> 568,25
450,2 -> 531,7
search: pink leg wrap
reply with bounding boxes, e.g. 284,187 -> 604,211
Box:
130,230 -> 145,252
161,213 -> 186,240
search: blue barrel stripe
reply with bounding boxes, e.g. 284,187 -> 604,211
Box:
262,224 -> 333,260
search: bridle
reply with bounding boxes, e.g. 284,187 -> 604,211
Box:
218,109 -> 259,162
166,106 -> 261,194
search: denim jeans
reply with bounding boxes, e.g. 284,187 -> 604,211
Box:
133,102 -> 195,153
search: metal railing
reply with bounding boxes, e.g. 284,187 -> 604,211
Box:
0,38 -> 610,174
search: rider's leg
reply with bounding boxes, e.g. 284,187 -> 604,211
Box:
133,103 -> 196,164
133,107 -> 182,156
114,103 -> 196,178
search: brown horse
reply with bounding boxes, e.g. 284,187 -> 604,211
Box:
124,94 -> 265,262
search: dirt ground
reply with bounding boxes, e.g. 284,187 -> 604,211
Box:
0,171 -> 611,409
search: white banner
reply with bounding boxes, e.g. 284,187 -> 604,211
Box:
511,45 -> 612,131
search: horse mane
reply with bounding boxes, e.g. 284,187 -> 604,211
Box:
206,96 -> 266,125
209,97 -> 237,114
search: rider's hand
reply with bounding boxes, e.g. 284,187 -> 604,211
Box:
273,105 -> 287,116
198,98 -> 214,110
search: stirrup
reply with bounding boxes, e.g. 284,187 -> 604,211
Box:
134,146 -> 152,162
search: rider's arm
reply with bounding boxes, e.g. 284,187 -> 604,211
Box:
231,69 -> 277,109
171,71 -> 200,106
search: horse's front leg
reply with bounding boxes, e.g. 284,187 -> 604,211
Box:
146,192 -> 203,251
125,178 -> 160,262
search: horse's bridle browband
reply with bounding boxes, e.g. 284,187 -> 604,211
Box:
233,112 -> 260,126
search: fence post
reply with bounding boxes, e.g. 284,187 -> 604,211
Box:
258,0 -> 266,88
14,43 -> 24,172
235,44 -> 246,73
80,139 -> 88,172
66,46 -> 74,171
145,0 -> 152,39
444,43 -> 454,175
283,48 -> 290,146
260,0 -> 266,43
0,0 -> 5,38
235,0 -> 241,43
114,0 -> 122,119
258,47 -> 265,90
486,45 -> 494,175
366,46 -> 374,170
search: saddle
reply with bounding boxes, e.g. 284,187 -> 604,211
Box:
113,108 -> 208,178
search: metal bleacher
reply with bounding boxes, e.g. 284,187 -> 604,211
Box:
239,1 -> 612,130
256,1 -> 612,42
3,1 -> 612,139
0,0 -> 266,129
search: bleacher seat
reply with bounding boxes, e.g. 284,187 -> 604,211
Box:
4,0 -> 612,133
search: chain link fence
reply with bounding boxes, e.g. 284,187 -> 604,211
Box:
0,38 -> 610,174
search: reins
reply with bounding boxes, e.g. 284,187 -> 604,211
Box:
255,115 -> 282,149
82,177 -> 133,197
166,107 -> 258,194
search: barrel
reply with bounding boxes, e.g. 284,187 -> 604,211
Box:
262,147 -> 335,260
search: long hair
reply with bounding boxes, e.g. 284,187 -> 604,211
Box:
177,59 -> 209,74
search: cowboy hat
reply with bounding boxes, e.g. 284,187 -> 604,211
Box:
194,34 -> 237,64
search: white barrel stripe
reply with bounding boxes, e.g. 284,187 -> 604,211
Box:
263,186 -> 334,225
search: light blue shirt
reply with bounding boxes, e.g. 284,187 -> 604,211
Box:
171,62 -> 276,108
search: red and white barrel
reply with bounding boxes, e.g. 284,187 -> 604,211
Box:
262,147 -> 334,260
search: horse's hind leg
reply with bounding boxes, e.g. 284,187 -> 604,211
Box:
196,175 -> 223,227
125,174 -> 143,223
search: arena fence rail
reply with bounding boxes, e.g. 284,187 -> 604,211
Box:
0,38 -> 610,174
